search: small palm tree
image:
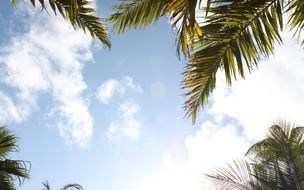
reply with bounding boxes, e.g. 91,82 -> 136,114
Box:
109,0 -> 304,123
0,126 -> 30,190
207,122 -> 304,189
9,0 -> 111,48
42,181 -> 83,190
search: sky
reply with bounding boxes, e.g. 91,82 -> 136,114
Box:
1,1 -> 304,190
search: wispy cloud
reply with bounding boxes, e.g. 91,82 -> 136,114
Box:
96,76 -> 143,104
0,5 -> 94,147
106,101 -> 141,144
97,76 -> 143,144
96,79 -> 124,104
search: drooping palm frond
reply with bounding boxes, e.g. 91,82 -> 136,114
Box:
0,127 -> 18,157
0,126 -> 30,190
183,0 -> 284,122
108,0 -> 167,32
206,159 -> 260,190
0,159 -> 30,189
108,0 -> 202,56
9,0 -> 111,48
286,0 -> 304,45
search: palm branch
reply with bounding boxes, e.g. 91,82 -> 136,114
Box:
183,0 -> 284,122
42,181 -> 84,190
108,0 -> 202,56
9,0 -> 111,48
0,126 -> 30,190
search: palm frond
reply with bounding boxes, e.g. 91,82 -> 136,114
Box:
61,183 -> 83,190
287,0 -> 304,45
10,0 -> 111,48
183,0 -> 284,122
42,181 -> 51,190
108,0 -> 167,32
0,127 -> 18,157
0,159 -> 30,187
206,159 -> 258,190
42,181 -> 83,190
108,0 -> 202,56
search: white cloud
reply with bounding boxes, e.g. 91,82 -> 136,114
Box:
0,91 -> 22,123
134,120 -> 250,190
96,79 -> 124,104
208,31 -> 304,141
0,5 -> 94,147
96,76 -> 143,104
106,101 -> 141,144
122,76 -> 143,93
97,76 -> 143,144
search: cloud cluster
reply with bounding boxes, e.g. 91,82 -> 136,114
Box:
96,76 -> 143,144
0,6 -> 94,147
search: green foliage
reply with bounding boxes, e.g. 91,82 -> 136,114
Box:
207,122 -> 304,190
108,0 -> 202,56
9,0 -> 111,48
109,0 -> 304,123
183,0 -> 284,122
0,126 -> 30,190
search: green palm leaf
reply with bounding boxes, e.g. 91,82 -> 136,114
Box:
0,126 -> 30,190
108,0 -> 202,56
9,0 -> 111,48
183,0 -> 284,122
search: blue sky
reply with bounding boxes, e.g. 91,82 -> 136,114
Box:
1,1 -> 304,190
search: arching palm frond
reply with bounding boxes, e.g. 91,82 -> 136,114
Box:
0,159 -> 30,189
0,126 -> 30,190
61,183 -> 83,190
108,0 -> 202,56
42,181 -> 83,190
206,159 -> 262,190
183,0 -> 284,122
0,127 -> 18,157
287,0 -> 304,45
108,0 -> 167,32
9,0 -> 111,48
42,181 -> 51,190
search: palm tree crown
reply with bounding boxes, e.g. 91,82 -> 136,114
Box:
207,122 -> 304,189
109,0 -> 304,123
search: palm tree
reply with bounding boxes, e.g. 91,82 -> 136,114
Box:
0,126 -> 30,190
42,181 -> 83,190
9,0 -> 111,48
109,0 -> 304,123
207,122 -> 304,189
